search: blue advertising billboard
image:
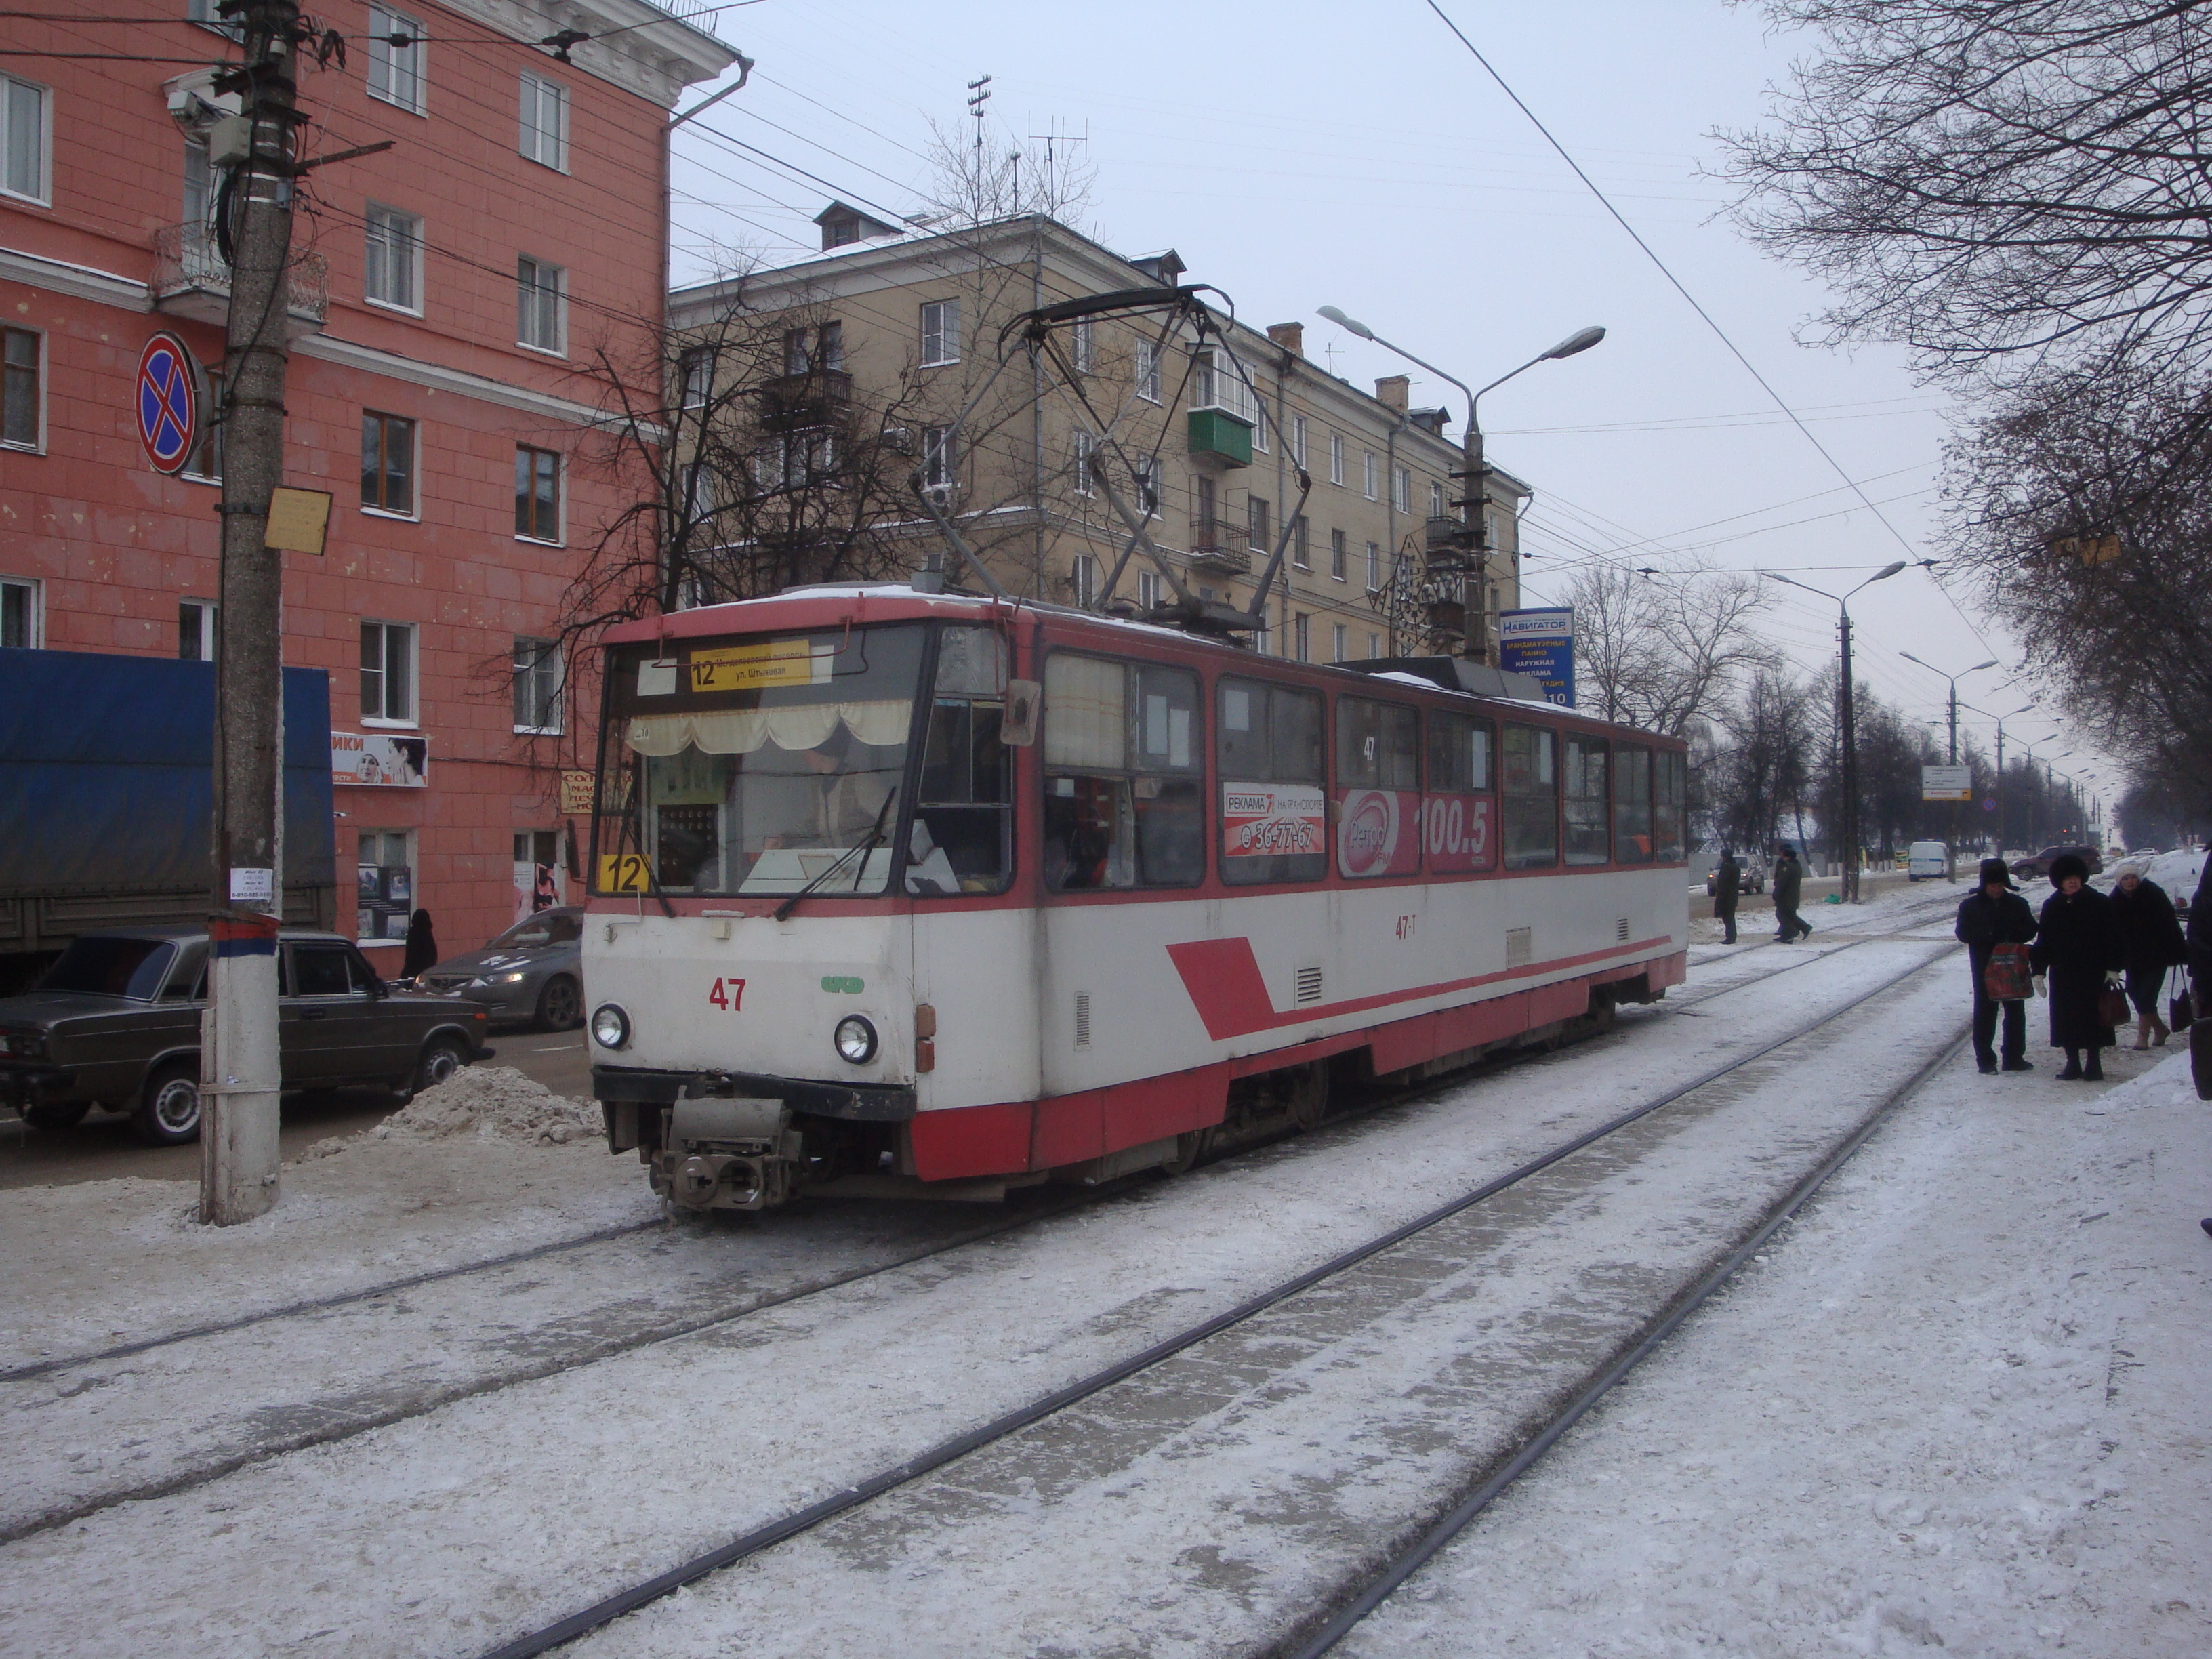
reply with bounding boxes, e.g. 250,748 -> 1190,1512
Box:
1497,607 -> 1575,708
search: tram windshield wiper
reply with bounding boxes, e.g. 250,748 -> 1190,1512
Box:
773,792 -> 897,922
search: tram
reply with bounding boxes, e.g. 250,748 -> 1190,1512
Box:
581,584 -> 1689,1210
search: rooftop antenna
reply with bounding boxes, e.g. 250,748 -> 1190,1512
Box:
966,75 -> 992,216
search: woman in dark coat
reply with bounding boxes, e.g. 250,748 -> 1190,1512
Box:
401,909 -> 438,981
2028,854 -> 2125,1080
1714,848 -> 1741,945
2110,863 -> 2187,1047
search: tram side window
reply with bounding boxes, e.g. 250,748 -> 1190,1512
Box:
1501,723 -> 1559,869
1219,676 -> 1327,885
1655,748 -> 1687,863
1563,737 -> 1610,866
1612,743 -> 1654,863
1425,709 -> 1496,872
1042,653 -> 1203,890
913,625 -> 1012,894
1336,697 -> 1419,789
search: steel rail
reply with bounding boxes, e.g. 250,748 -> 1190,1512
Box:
470,941 -> 1961,1659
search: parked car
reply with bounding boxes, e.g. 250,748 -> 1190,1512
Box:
0,926 -> 489,1144
1704,857 -> 1767,898
415,906 -> 584,1030
2009,844 -> 2104,882
1905,840 -> 1952,881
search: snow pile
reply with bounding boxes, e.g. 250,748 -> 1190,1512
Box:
299,1065 -> 600,1158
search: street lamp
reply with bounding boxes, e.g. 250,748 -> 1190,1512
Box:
1898,651 -> 2000,867
1765,560 -> 1910,901
1960,699 -> 2036,851
1317,306 -> 1604,662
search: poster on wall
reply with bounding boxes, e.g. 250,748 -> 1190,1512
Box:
1223,783 -> 1325,862
331,731 -> 428,786
1498,607 -> 1576,708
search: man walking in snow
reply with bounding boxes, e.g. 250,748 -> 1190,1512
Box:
1772,844 -> 1811,943
1715,847 -> 1741,945
1956,857 -> 2037,1074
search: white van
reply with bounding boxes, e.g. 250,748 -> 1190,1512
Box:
1906,840 -> 1950,881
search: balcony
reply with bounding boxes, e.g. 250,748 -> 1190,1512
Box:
1187,406 -> 1253,470
757,367 -> 853,434
151,224 -> 328,336
1188,514 -> 1254,575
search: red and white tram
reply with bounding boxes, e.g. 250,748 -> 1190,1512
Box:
582,586 -> 1689,1210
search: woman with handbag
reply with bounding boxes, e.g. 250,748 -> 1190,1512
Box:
2109,861 -> 2188,1048
1956,857 -> 2038,1074
2029,853 -> 2127,1080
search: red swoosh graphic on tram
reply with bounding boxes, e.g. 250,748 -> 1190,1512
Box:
1165,934 -> 1675,1042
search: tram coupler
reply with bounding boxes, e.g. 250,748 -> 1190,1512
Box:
649,1097 -> 802,1212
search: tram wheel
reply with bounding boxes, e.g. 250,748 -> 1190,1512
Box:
1160,1127 -> 1211,1176
1288,1063 -> 1328,1131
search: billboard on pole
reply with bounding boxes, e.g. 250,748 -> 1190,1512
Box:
1921,763 -> 1972,802
1497,607 -> 1575,708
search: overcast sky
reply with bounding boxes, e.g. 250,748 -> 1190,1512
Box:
665,0 -> 2116,819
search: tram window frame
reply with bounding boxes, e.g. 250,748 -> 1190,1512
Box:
1612,743 -> 1654,863
1218,675 -> 1327,886
1334,695 -> 1420,880
1423,708 -> 1497,873
1563,735 -> 1611,867
1655,747 -> 1688,863
1041,651 -> 1204,893
912,623 -> 1015,895
1500,722 -> 1559,870
1335,696 -> 1420,790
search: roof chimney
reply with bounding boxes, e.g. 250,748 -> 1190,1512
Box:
1375,374 -> 1410,411
1267,321 -> 1305,359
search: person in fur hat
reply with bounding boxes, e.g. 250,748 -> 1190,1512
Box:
2028,853 -> 2125,1080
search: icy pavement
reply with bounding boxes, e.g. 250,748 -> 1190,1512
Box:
1341,1048 -> 2212,1659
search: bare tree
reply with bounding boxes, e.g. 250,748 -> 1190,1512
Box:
1704,661 -> 1819,855
1565,561 -> 1776,736
1720,1 -> 2212,386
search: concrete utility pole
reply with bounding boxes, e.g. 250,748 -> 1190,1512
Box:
203,0 -> 300,1225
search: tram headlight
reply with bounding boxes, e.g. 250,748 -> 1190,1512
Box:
590,1003 -> 632,1050
833,1015 -> 878,1066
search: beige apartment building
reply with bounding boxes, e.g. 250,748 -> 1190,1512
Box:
665,207 -> 1530,662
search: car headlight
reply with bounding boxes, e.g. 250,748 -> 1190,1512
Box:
833,1015 -> 878,1065
591,1004 -> 632,1050
495,971 -> 529,984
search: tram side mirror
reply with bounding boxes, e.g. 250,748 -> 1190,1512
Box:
1002,679 -> 1041,747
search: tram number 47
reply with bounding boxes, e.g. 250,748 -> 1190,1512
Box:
707,977 -> 747,1010
1396,915 -> 1418,939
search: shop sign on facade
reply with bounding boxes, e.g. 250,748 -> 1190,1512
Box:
332,731 -> 429,787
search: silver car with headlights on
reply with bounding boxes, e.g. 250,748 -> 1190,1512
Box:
419,907 -> 584,1030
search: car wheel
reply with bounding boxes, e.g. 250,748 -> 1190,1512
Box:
396,1036 -> 471,1103
22,1101 -> 93,1132
535,974 -> 583,1032
133,1062 -> 203,1145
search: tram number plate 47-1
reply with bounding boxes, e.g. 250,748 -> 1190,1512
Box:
707,977 -> 747,1011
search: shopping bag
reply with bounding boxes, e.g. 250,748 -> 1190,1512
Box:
1984,943 -> 2033,1002
2097,976 -> 2131,1029
2170,967 -> 2194,1033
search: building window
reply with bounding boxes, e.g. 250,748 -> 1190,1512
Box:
1252,401 -> 1269,453
1134,336 -> 1161,403
179,598 -> 217,662
1071,555 -> 1097,609
1367,631 -> 1380,659
1,74 -> 48,204
1392,465 -> 1412,514
783,321 -> 842,375
1329,430 -> 1345,487
1291,415 -> 1308,468
1136,569 -> 1161,610
1329,527 -> 1347,581
1430,480 -> 1446,518
679,347 -> 714,408
1366,540 -> 1380,592
517,256 -> 565,353
920,298 -> 960,367
1,576 -> 39,648
515,445 -> 560,541
365,5 -> 426,115
922,424 -> 956,493
359,621 -> 415,723
1070,317 -> 1094,373
356,830 -> 414,945
183,138 -> 213,249
1363,451 -> 1378,500
186,0 -> 245,39
512,635 -> 562,733
364,205 -> 422,312
1071,428 -> 1095,496
1247,495 -> 1271,555
518,73 -> 568,171
1191,348 -> 1260,425
1331,621 -> 1347,663
2,325 -> 39,449
1133,453 -> 1159,514
360,411 -> 415,515
1294,612 -> 1311,662
1292,514 -> 1309,569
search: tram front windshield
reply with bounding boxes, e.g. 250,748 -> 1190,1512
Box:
602,624 -> 925,897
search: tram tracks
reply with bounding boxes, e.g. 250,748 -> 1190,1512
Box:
0,912 -> 1961,1552
467,938 -> 1965,1659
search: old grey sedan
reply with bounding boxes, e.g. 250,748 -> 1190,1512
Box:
416,907 -> 584,1030
0,926 -> 490,1144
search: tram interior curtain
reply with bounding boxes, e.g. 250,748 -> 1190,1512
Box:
1044,655 -> 1126,769
624,700 -> 909,756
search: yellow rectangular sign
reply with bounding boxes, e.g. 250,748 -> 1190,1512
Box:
596,853 -> 653,893
265,486 -> 332,555
560,769 -> 596,815
687,637 -> 832,693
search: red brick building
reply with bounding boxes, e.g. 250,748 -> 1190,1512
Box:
0,1 -> 733,965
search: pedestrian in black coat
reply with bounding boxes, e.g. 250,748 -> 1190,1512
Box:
2188,851 -> 2212,1020
1714,848 -> 1741,945
1772,844 -> 1811,942
401,908 -> 439,981
1956,857 -> 2038,1073
2028,854 -> 2125,1080
2110,865 -> 2187,1047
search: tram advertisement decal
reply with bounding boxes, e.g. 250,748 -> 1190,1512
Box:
1336,789 -> 1423,879
1423,792 -> 1495,874
1223,783 -> 1325,860
687,637 -> 834,693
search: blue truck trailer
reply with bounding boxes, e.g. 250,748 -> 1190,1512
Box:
0,650 -> 335,991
